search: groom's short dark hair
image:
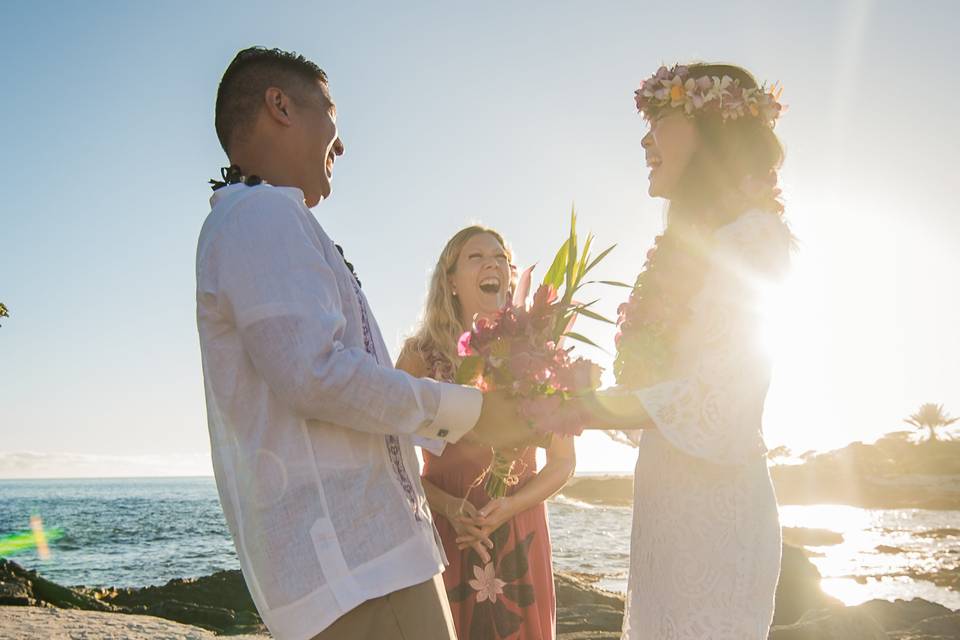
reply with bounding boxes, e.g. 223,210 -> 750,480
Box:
215,47 -> 328,155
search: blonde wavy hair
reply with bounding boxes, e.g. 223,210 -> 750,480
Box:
405,225 -> 516,372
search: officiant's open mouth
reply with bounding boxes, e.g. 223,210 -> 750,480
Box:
478,276 -> 502,296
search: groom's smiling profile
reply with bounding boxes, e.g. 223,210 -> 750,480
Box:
196,47 -> 537,640
214,48 -> 343,207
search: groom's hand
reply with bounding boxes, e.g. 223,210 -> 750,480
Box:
471,391 -> 544,450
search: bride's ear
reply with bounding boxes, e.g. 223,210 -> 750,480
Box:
263,87 -> 292,125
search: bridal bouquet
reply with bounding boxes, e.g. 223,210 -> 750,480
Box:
456,209 -> 614,497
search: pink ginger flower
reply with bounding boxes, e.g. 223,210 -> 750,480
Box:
531,284 -> 557,315
457,331 -> 473,357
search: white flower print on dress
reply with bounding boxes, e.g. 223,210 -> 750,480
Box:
469,563 -> 507,604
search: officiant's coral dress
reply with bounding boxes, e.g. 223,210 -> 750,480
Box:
421,355 -> 556,640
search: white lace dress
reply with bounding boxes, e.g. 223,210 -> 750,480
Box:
614,210 -> 791,640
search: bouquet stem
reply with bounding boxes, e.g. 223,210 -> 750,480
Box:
484,451 -> 520,498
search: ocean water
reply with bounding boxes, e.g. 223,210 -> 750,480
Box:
1,478 -> 958,610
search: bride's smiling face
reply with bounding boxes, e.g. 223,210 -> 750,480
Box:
449,233 -> 512,324
642,111 -> 699,199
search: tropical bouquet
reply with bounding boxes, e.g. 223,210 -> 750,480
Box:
456,208 -> 618,497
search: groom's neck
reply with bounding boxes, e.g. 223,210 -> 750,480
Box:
229,142 -> 306,197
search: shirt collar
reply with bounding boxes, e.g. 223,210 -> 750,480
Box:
209,182 -> 306,209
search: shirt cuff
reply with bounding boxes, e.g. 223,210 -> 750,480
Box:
412,436 -> 447,456
415,383 -> 482,444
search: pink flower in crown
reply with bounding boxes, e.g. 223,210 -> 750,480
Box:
457,331 -> 474,357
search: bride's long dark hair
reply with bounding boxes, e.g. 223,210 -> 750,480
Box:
666,63 -> 786,230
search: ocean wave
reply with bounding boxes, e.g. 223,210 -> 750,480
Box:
551,495 -> 599,510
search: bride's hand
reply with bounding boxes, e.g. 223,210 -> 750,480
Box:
446,499 -> 493,564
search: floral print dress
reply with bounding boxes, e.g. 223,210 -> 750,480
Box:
422,353 -> 556,640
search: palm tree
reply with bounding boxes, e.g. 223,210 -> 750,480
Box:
904,403 -> 959,442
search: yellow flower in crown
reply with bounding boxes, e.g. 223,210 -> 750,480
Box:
670,83 -> 685,103
634,63 -> 784,127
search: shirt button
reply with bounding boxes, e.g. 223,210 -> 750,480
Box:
437,429 -> 449,438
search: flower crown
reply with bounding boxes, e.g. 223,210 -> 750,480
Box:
635,64 -> 784,126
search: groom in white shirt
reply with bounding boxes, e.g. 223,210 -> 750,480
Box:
196,47 -> 535,640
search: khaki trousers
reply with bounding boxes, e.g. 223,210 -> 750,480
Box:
311,574 -> 457,640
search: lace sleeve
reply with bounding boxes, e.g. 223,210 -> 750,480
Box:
635,211 -> 791,465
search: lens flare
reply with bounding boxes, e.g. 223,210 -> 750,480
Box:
0,516 -> 63,560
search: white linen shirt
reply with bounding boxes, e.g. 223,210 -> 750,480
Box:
196,183 -> 482,640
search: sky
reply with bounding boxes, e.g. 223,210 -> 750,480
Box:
1,1 -> 958,478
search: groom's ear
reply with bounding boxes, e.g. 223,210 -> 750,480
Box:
263,87 -> 292,126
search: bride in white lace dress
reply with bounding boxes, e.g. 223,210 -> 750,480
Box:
577,63 -> 793,639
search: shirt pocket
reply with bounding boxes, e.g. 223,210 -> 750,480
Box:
306,422 -> 367,468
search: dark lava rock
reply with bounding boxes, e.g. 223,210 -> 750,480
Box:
84,570 -> 264,635
772,544 -> 844,625
915,529 -> 960,540
555,572 -> 624,639
906,613 -> 960,639
769,607 -> 888,639
856,598 -> 956,631
877,545 -> 907,554
0,558 -> 113,611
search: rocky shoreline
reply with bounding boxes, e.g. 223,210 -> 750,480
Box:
562,436 -> 960,511
3,543 -> 959,639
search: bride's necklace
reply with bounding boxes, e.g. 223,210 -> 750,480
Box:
613,222 -> 710,388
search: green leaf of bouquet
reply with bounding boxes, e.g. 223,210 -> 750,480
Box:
596,280 -> 634,288
575,232 -> 594,285
564,206 -> 578,300
543,239 -> 569,290
456,355 -> 485,385
563,331 -> 608,352
572,299 -> 600,310
584,243 -> 617,276
572,307 -> 616,325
